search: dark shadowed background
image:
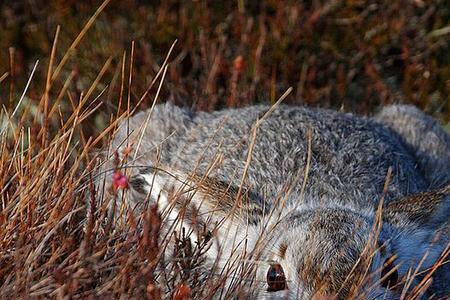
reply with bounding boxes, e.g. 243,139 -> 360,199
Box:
1,0 -> 449,132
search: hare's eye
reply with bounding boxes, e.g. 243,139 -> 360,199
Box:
267,263 -> 287,292
380,256 -> 398,289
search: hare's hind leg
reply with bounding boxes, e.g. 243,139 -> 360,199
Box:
376,105 -> 450,188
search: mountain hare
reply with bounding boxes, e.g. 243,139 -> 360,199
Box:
98,103 -> 449,299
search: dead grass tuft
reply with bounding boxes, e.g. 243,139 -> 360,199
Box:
0,1 -> 448,299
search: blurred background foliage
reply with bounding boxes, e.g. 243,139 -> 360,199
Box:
1,0 -> 449,130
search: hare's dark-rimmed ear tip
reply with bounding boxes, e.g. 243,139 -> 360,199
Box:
383,185 -> 450,228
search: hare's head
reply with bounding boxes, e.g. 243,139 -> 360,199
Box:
250,187 -> 449,299
248,206 -> 402,299
127,168 -> 449,299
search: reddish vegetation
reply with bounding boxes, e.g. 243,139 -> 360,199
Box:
0,0 -> 448,298
1,0 -> 449,122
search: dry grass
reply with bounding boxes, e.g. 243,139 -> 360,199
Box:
0,3 -> 234,297
0,1 -> 449,299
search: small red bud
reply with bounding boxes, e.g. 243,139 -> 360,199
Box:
112,171 -> 128,190
233,55 -> 245,74
172,283 -> 191,300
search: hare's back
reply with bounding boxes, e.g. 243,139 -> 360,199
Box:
165,105 -> 426,209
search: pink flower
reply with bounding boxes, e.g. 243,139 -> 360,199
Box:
112,171 -> 129,190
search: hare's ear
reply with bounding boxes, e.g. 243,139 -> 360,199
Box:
383,185 -> 450,229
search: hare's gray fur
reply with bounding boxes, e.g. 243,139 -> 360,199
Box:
98,103 -> 449,299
